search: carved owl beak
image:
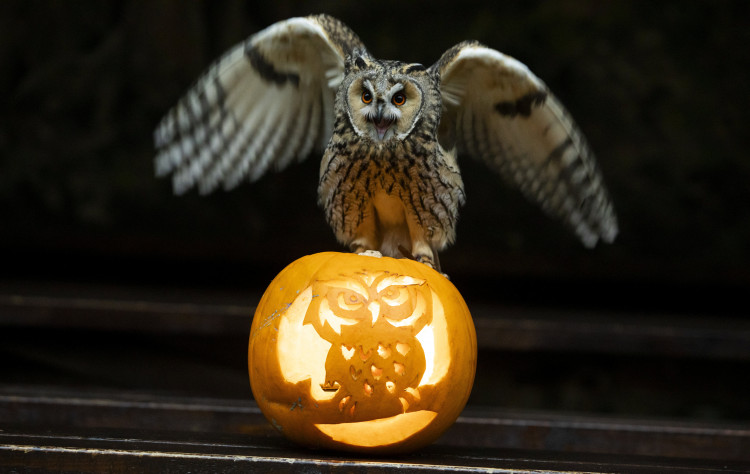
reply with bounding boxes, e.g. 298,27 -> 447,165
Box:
367,301 -> 380,326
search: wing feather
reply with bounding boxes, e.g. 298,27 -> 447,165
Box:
265,88 -> 302,172
433,42 -> 618,246
154,15 -> 367,194
218,76 -> 278,190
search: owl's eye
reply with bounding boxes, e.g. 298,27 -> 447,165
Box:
361,90 -> 373,104
392,92 -> 406,107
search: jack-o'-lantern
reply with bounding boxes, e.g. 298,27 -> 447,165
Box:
248,252 -> 476,453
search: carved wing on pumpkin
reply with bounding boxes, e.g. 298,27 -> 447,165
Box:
154,15 -> 368,195
431,41 -> 618,247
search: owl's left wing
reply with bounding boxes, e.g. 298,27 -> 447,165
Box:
432,42 -> 618,247
154,15 -> 367,194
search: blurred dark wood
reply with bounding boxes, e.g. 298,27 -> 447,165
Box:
2,281 -> 750,358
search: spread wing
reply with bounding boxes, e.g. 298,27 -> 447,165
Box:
432,41 -> 618,247
154,14 -> 368,194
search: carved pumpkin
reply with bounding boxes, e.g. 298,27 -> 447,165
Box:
248,252 -> 477,453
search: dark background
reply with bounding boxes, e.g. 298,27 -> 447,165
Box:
2,1 -> 749,423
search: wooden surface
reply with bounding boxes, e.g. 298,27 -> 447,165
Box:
2,386 -> 749,473
2,281 -> 749,472
3,281 -> 750,358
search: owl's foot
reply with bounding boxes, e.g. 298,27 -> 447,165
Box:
396,244 -> 448,276
398,245 -> 434,267
414,250 -> 445,276
415,254 -> 436,269
397,245 -> 416,260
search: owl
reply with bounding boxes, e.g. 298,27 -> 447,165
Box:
303,271 -> 432,420
154,14 -> 618,271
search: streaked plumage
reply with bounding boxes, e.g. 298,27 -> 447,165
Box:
155,14 -> 618,270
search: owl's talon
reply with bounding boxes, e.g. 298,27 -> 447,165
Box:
415,255 -> 435,269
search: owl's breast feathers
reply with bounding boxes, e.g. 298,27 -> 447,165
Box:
319,125 -> 465,255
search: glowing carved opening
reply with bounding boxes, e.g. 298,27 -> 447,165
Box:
404,386 -> 421,401
276,287 -> 336,402
358,346 -> 372,361
415,292 -> 450,387
399,397 -> 409,412
377,344 -> 391,358
396,342 -> 410,356
341,345 -> 355,360
315,411 -> 438,448
339,396 -> 350,412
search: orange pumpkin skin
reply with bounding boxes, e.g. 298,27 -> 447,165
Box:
248,252 -> 477,454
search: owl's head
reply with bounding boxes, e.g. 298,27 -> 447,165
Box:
341,56 -> 438,143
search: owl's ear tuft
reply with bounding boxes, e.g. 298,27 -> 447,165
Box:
354,56 -> 367,69
405,63 -> 426,74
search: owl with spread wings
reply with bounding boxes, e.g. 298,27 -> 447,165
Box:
155,14 -> 617,271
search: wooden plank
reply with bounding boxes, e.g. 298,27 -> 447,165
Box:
2,428 -> 749,473
471,305 -> 750,359
0,285 -> 253,336
2,283 -> 750,358
451,408 -> 750,462
1,386 -> 748,463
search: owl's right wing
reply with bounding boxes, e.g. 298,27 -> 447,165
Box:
432,42 -> 618,247
154,15 -> 368,194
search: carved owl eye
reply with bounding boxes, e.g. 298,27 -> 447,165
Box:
361,90 -> 373,104
338,290 -> 365,311
391,92 -> 406,106
379,286 -> 409,306
379,286 -> 422,325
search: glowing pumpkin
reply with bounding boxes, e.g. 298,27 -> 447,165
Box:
248,252 -> 477,453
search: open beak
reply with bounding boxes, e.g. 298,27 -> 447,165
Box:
370,104 -> 394,140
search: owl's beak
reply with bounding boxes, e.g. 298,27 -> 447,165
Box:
370,104 -> 394,140
367,301 -> 380,326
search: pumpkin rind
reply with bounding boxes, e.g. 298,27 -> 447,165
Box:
248,252 -> 477,453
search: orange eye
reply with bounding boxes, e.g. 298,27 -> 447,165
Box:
392,92 -> 406,106
361,90 -> 373,104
